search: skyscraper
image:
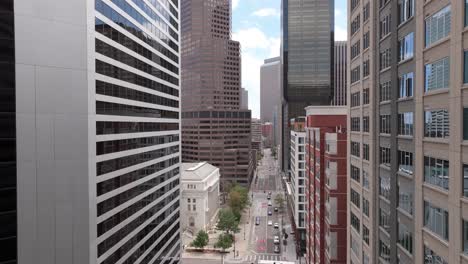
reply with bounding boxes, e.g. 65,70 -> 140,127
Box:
260,57 -> 281,124
240,87 -> 249,110
3,0 -> 182,262
333,41 -> 347,106
348,0 -> 468,263
280,0 -> 335,172
181,0 -> 253,189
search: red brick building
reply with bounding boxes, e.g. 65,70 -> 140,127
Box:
305,106 -> 347,264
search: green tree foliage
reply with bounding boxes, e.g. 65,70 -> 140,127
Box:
190,230 -> 209,249
217,208 -> 240,234
214,233 -> 233,252
228,184 -> 250,221
275,194 -> 285,211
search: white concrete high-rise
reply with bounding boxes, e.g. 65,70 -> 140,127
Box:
240,87 -> 249,110
260,57 -> 281,123
8,0 -> 182,263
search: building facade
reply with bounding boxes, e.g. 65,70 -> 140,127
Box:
262,122 -> 274,148
181,0 -> 253,189
240,87 -> 249,110
251,118 -> 263,152
260,57 -> 281,124
289,117 -> 307,253
348,0 -> 468,263
333,41 -> 348,106
280,0 -> 335,172
181,162 -> 220,234
305,106 -> 347,264
5,0 -> 182,263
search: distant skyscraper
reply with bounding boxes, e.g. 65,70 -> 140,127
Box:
251,118 -> 262,152
181,0 -> 253,189
280,0 -> 335,172
3,0 -> 182,263
333,41 -> 347,106
260,57 -> 281,123
240,87 -> 249,110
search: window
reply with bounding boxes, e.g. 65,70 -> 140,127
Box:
398,0 -> 414,24
425,57 -> 450,92
398,32 -> 414,62
399,72 -> 414,98
398,222 -> 413,254
351,66 -> 361,83
363,2 -> 370,22
465,51 -> 468,83
363,198 -> 369,217
424,201 -> 449,240
398,112 -> 413,136
351,40 -> 361,60
398,150 -> 413,174
363,60 -> 370,77
380,175 -> 390,200
398,182 -> 413,215
380,48 -> 391,70
351,165 -> 360,182
351,188 -> 360,208
351,0 -> 360,11
379,208 -> 390,233
363,170 -> 369,189
379,240 -> 391,262
363,31 -> 370,49
425,6 -> 451,47
351,92 -> 360,107
424,156 -> 449,190
363,116 -> 369,132
424,246 -> 448,264
424,109 -> 449,138
380,81 -> 391,102
380,114 -> 391,134
363,89 -> 369,104
363,144 -> 369,160
463,164 -> 468,197
351,212 -> 360,232
351,141 -> 360,157
463,219 -> 468,254
466,0 -> 468,27
363,225 -> 369,244
380,147 -> 391,166
380,0 -> 390,8
380,15 -> 391,39
351,14 -> 361,35
351,117 -> 360,132
464,108 -> 468,140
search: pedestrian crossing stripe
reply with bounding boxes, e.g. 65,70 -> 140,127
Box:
244,255 -> 286,262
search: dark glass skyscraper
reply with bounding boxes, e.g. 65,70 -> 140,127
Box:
280,0 -> 335,171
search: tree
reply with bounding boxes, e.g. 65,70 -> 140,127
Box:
214,233 -> 233,251
217,208 -> 240,234
190,230 -> 209,249
275,194 -> 285,212
227,184 -> 250,220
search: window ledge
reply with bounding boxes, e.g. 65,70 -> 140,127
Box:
461,83 -> 468,90
423,137 -> 449,144
424,36 -> 450,52
380,67 -> 391,74
397,170 -> 413,179
461,140 -> 468,146
422,228 -> 449,248
396,244 -> 413,259
379,33 -> 391,43
423,183 -> 449,196
398,57 -> 414,66
397,207 -> 413,220
398,16 -> 414,29
424,88 -> 449,97
397,135 -> 413,140
461,197 -> 468,205
397,97 -> 413,103
380,100 -> 391,105
461,253 -> 468,262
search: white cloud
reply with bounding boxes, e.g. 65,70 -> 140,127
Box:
335,9 -> 343,17
232,27 -> 278,50
252,8 -> 280,17
232,0 -> 240,9
335,25 -> 347,41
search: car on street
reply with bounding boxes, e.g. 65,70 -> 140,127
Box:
274,207 -> 278,212
268,201 -> 272,206
274,245 -> 280,253
268,220 -> 272,226
267,195 -> 271,200
274,223 -> 279,229
273,236 -> 280,244
255,217 -> 260,225
268,210 -> 272,216
268,191 -> 272,195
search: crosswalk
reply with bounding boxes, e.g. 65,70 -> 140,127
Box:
244,254 -> 286,262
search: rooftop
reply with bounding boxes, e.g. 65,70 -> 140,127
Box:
181,162 -> 218,181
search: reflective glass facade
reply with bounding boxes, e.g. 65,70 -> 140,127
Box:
0,0 -> 16,262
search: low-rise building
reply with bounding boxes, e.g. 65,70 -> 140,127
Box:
181,162 -> 220,234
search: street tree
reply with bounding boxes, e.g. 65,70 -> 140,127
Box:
217,208 -> 240,234
190,230 -> 209,250
275,194 -> 285,212
227,184 -> 250,220
214,233 -> 233,252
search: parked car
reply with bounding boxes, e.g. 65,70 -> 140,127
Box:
268,210 -> 272,216
274,207 -> 278,212
274,223 -> 279,229
268,191 -> 272,195
267,195 -> 271,200
268,220 -> 273,226
268,201 -> 272,206
274,245 -> 280,253
255,217 -> 260,225
273,236 -> 280,244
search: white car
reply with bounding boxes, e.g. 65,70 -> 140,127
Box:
268,201 -> 272,206
274,223 -> 279,229
273,236 -> 280,244
268,220 -> 273,226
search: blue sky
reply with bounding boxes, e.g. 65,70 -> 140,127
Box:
232,0 -> 348,118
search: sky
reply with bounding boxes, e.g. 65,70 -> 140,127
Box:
232,0 -> 348,118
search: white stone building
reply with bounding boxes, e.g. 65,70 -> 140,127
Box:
181,162 -> 220,234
